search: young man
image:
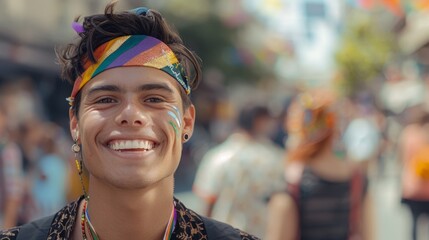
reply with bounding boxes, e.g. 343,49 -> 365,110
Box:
193,104 -> 285,238
0,3 -> 258,240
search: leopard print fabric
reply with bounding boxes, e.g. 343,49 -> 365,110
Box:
46,197 -> 80,239
0,226 -> 19,240
239,230 -> 261,240
173,198 -> 260,240
173,198 -> 207,239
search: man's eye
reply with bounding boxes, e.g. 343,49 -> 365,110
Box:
96,98 -> 116,104
145,97 -> 163,103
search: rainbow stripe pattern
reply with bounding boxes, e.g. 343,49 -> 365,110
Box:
67,35 -> 190,105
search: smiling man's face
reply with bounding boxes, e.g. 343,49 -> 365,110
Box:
70,66 -> 195,190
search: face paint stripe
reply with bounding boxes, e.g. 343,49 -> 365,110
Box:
169,121 -> 179,138
172,106 -> 180,116
168,111 -> 181,128
172,106 -> 182,126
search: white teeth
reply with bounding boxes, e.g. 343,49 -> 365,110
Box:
108,140 -> 155,151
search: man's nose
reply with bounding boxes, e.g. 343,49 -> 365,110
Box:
116,100 -> 147,126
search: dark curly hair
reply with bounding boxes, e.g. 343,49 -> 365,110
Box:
57,2 -> 202,117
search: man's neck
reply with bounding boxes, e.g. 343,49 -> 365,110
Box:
74,176 -> 175,240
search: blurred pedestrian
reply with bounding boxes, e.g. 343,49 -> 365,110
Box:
30,122 -> 68,220
0,3 -> 258,239
265,90 -> 375,240
399,108 -> 429,240
0,103 -> 24,229
193,104 -> 285,238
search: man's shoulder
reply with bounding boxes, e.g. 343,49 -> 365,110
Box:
0,214 -> 55,240
201,216 -> 260,240
238,230 -> 261,240
174,197 -> 260,240
0,226 -> 20,240
0,197 -> 81,240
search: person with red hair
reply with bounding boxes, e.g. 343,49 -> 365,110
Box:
265,90 -> 375,240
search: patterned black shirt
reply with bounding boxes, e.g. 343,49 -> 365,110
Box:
0,196 -> 259,240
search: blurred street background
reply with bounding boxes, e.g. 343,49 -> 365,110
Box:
1,0 -> 429,239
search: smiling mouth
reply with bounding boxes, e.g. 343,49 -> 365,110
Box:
107,140 -> 157,152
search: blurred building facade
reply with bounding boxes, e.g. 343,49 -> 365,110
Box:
0,0 -> 138,127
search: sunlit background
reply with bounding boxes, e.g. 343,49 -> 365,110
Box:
1,0 -> 429,239
1,0 -> 428,123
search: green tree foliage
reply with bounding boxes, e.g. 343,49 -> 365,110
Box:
335,12 -> 396,97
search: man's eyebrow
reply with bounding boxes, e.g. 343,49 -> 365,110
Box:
87,85 -> 121,96
139,83 -> 174,93
86,83 -> 174,96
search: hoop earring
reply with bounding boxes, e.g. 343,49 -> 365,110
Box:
183,133 -> 190,142
72,139 -> 88,198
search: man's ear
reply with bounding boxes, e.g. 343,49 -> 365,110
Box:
69,108 -> 79,141
182,104 -> 195,139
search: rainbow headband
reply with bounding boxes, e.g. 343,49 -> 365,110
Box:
67,35 -> 190,106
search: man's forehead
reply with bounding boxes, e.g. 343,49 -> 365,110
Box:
84,81 -> 175,94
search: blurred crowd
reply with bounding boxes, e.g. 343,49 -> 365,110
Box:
0,78 -> 80,229
1,57 -> 429,239
186,58 -> 429,239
